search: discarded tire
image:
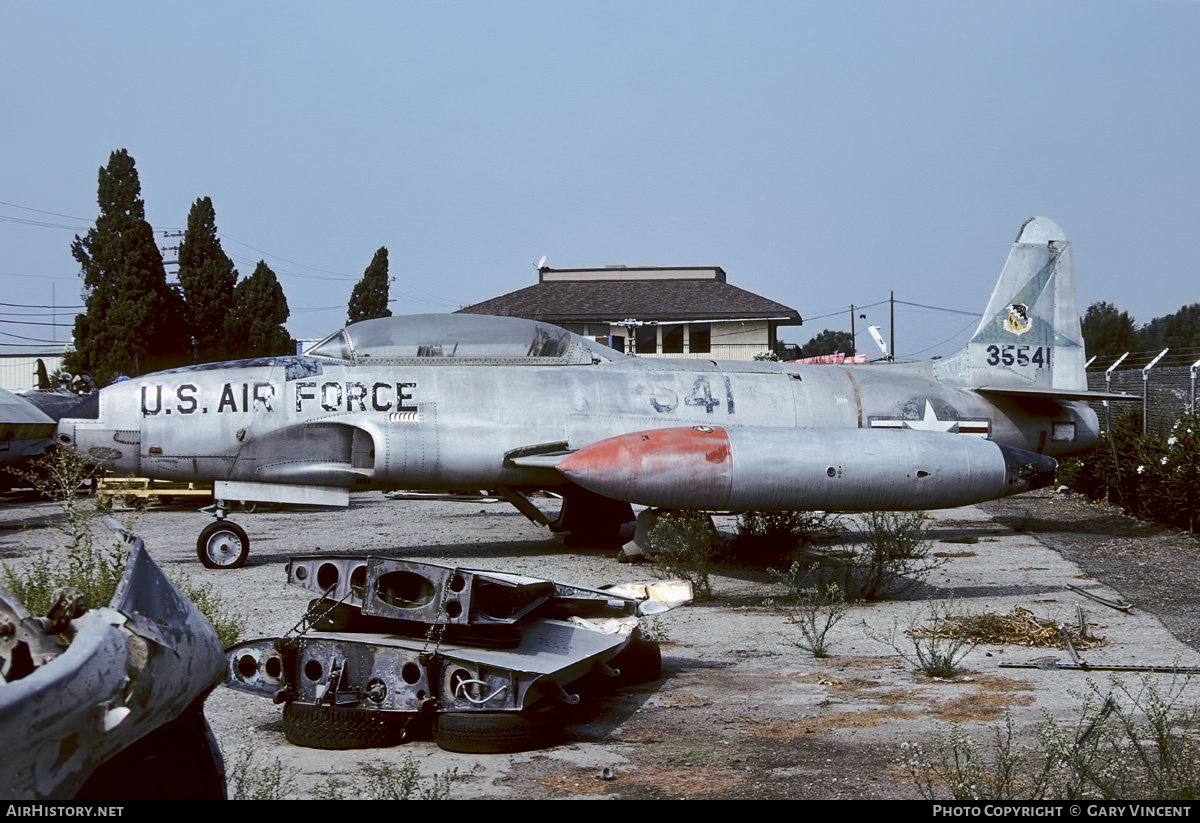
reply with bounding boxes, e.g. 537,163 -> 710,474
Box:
282,701 -> 411,750
432,701 -> 561,754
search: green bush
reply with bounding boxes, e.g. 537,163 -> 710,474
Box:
2,446 -> 125,619
734,510 -> 841,554
1062,411 -> 1200,533
819,511 -> 943,600
905,713 -> 1042,801
2,446 -> 246,646
228,747 -> 298,800
649,510 -> 720,599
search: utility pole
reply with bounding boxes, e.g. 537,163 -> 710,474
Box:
849,304 -> 856,357
890,291 -> 895,362
160,230 -> 183,279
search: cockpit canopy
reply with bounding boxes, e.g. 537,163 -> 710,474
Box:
304,314 -> 624,366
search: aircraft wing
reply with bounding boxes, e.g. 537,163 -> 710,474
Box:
507,451 -> 572,469
0,387 -> 56,442
974,386 -> 1139,402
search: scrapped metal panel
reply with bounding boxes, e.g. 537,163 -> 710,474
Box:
0,534 -> 225,800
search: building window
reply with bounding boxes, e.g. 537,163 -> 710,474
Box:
661,324 -> 685,354
689,323 -> 710,353
635,326 -> 657,354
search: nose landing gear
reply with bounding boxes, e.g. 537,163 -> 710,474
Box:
197,500 -> 250,569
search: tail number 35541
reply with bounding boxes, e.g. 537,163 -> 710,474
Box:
986,344 -> 1049,368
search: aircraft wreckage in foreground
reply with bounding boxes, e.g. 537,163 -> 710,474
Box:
0,525 -> 226,800
225,556 -> 689,753
58,217 -> 1129,567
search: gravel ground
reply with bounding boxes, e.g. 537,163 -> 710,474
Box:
3,487 -> 1200,800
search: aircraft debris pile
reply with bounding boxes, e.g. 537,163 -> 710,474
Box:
0,525 -> 227,800
225,556 -> 691,753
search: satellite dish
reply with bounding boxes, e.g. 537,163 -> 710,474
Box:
536,255 -> 547,271
868,325 -> 888,356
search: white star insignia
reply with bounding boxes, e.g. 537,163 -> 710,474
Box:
902,401 -> 959,433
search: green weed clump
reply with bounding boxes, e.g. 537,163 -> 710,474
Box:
2,446 -> 124,618
766,560 -> 850,658
3,446 -> 246,646
228,747 -> 299,800
908,672 -> 1200,801
312,758 -> 456,800
734,510 -> 841,554
649,510 -> 721,599
867,597 -> 978,678
170,572 -> 248,648
812,511 -> 944,601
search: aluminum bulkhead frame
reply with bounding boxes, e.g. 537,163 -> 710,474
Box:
225,617 -> 630,714
286,554 -> 692,623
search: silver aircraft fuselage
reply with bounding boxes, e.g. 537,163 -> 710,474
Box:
58,217 -> 1129,567
59,337 -> 1094,493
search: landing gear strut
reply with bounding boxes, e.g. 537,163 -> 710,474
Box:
549,486 -> 634,547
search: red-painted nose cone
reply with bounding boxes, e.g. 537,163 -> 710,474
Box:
557,426 -> 733,508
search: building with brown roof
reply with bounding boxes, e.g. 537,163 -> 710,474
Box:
457,265 -> 801,360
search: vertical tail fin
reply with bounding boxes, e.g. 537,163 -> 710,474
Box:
937,216 -> 1086,391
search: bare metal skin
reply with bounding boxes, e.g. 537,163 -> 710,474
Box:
57,217 -> 1128,566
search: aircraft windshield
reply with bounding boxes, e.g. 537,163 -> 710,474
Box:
303,314 -> 619,365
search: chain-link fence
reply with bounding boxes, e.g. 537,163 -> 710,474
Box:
1086,347 -> 1200,436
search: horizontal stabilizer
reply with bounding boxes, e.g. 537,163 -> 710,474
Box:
975,386 -> 1139,402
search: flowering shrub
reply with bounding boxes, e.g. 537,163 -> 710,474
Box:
1060,411 -> 1200,533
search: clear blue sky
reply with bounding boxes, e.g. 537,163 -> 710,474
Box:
2,1 -> 1196,360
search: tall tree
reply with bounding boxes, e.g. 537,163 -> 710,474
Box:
1139,303 -> 1200,353
1081,301 -> 1138,360
66,149 -> 189,384
347,246 -> 392,325
178,196 -> 238,362
225,261 -> 293,358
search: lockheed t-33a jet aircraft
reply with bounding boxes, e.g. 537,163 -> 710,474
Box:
58,217 -> 1129,568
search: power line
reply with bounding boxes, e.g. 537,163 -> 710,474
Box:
0,329 -> 64,343
0,199 -> 92,222
897,318 -> 977,359
893,299 -> 977,317
0,318 -> 73,327
0,300 -> 84,309
0,214 -> 89,231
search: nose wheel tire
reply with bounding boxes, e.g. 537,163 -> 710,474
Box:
197,521 -> 250,569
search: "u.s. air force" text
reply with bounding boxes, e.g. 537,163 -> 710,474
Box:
140,382 -> 417,416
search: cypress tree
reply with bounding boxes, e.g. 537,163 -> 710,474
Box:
178,196 -> 238,362
347,246 -> 392,325
225,261 -> 293,358
67,149 -> 189,383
